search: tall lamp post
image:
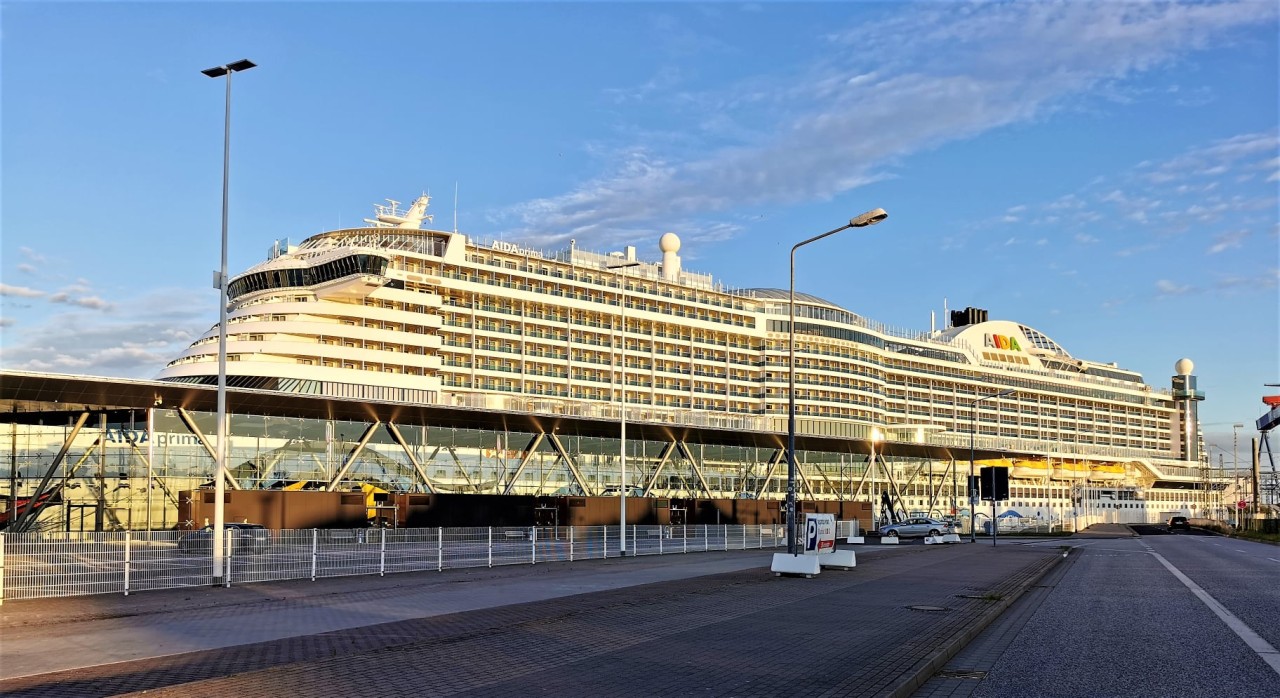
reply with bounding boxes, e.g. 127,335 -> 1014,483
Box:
785,208 -> 888,555
1231,423 -> 1245,524
608,259 -> 640,556
202,58 -> 256,583
969,388 -> 1014,543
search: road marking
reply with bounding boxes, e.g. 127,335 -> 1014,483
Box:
1268,558 -> 1280,563
1149,550 -> 1280,677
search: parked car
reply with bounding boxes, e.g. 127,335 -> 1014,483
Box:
178,523 -> 271,554
1167,516 -> 1190,531
878,517 -> 953,538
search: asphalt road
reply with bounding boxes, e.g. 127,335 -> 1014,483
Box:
917,531 -> 1280,697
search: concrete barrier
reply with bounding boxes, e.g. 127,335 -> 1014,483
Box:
821,550 -> 856,569
771,552 -> 821,577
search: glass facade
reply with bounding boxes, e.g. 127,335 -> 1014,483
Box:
0,406 -> 994,532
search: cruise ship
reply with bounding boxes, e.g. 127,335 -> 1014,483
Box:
140,193 -> 1220,526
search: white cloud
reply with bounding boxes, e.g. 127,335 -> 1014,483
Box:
1215,268 -> 1279,289
18,247 -> 46,263
1155,279 -> 1193,296
501,1 -> 1278,250
1141,131 -> 1278,186
1116,243 -> 1159,258
0,284 -> 44,298
72,296 -> 113,310
0,287 -> 207,378
603,66 -> 684,105
1208,229 -> 1249,254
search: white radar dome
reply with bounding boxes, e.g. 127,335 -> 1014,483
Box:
1174,358 -> 1194,376
659,232 -> 681,253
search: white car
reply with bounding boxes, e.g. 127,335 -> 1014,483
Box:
878,517 -> 953,538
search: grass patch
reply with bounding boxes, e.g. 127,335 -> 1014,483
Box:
1231,529 -> 1280,545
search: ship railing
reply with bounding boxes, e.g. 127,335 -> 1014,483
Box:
925,431 -> 1188,465
449,393 -> 1189,464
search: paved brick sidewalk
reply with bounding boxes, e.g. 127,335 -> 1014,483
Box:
1,544 -> 1061,697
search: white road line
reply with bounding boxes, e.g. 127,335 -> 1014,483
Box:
1150,550 -> 1280,677
1268,558 -> 1280,563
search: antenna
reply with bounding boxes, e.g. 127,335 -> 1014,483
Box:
453,182 -> 459,234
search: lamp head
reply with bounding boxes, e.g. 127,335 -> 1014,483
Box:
850,208 -> 888,228
202,59 -> 256,78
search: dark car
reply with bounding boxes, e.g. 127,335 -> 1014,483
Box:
178,523 -> 271,554
1167,516 -> 1190,532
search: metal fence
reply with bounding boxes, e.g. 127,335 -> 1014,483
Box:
0,524 -> 787,604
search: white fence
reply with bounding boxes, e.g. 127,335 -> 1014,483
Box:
0,524 -> 786,604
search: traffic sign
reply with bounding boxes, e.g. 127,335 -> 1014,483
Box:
1238,500 -> 1248,510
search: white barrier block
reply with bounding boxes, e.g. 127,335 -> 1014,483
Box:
771,553 -> 822,577
845,536 -> 865,545
924,535 -> 945,544
821,549 -> 857,569
879,536 -> 900,545
941,533 -> 962,543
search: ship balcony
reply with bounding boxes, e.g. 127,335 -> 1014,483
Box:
371,286 -> 443,308
313,274 -> 390,301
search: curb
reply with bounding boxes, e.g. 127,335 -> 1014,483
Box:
886,549 -> 1068,698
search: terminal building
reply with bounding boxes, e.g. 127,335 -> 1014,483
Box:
0,195 -> 1227,533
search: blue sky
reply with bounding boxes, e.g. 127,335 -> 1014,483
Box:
2,1 -> 1276,461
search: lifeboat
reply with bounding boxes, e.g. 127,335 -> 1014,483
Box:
1011,459 -> 1050,480
973,458 -> 1012,468
1089,463 -> 1126,481
1052,462 -> 1088,480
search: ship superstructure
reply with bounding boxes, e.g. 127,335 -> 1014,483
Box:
150,193 -> 1215,520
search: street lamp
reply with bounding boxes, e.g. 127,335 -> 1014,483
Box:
785,208 -> 888,555
202,58 -> 256,583
608,259 -> 641,556
1231,424 -> 1244,523
969,388 -> 1014,543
